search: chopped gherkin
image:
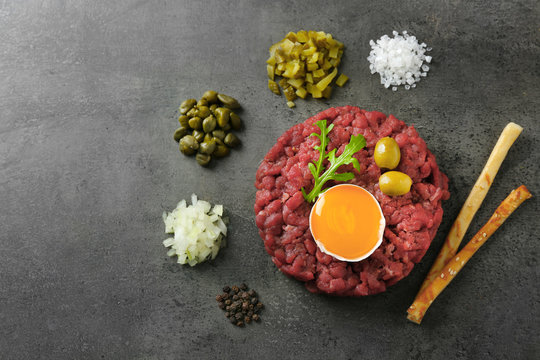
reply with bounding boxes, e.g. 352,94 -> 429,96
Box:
267,30 -> 347,106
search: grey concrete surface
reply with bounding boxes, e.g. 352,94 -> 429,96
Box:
0,0 -> 538,359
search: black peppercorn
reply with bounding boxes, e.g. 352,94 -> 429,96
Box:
217,284 -> 263,327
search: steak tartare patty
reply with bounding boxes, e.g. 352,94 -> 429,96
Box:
254,106 -> 450,296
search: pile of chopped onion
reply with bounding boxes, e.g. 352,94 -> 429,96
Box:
367,30 -> 432,91
162,194 -> 227,266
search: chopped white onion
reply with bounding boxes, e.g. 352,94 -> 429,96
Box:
162,194 -> 227,266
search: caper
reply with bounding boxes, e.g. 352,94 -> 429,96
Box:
179,135 -> 199,155
200,140 -> 217,155
212,137 -> 225,146
196,153 -> 212,166
209,104 -> 218,112
178,115 -> 190,128
374,137 -> 401,170
197,98 -> 208,107
173,126 -> 188,142
192,130 -> 205,143
203,133 -> 213,143
197,106 -> 211,119
230,112 -> 242,130
188,116 -> 202,130
186,107 -> 198,117
179,99 -> 197,114
379,171 -> 412,196
202,115 -> 217,133
202,90 -> 218,104
214,145 -> 230,158
224,133 -> 240,148
217,94 -> 240,109
215,107 -> 231,128
221,123 -> 231,132
212,130 -> 226,141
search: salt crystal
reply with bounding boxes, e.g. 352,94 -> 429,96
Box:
405,85 -> 410,90
367,30 -> 432,91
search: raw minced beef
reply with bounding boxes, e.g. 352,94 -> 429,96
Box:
254,106 -> 449,296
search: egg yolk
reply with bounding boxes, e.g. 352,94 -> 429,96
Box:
309,184 -> 385,261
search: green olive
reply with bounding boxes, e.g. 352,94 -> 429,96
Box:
214,144 -> 230,158
212,130 -> 226,141
203,133 -> 213,143
197,98 -> 208,107
188,116 -> 202,130
179,135 -> 199,155
199,140 -> 217,155
224,133 -> 240,148
374,137 -> 401,170
178,115 -> 190,128
173,126 -> 188,142
192,130 -> 205,143
196,153 -> 212,166
221,123 -> 231,132
230,112 -> 242,130
217,93 -> 240,109
197,106 -> 211,119
209,104 -> 218,112
202,115 -> 217,133
215,107 -> 231,128
202,90 -> 218,104
179,99 -> 197,114
379,171 -> 412,196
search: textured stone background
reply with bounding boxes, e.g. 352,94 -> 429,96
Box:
0,1 -> 538,359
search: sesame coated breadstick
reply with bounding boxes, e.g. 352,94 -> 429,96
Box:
407,185 -> 532,324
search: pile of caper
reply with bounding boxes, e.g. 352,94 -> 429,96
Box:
176,91 -> 242,166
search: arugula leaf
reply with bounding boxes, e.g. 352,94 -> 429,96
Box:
302,119 -> 366,203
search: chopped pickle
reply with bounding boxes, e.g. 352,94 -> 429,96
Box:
267,65 -> 275,80
287,78 -> 304,89
287,101 -> 295,108
283,86 -> 297,101
267,30 -> 347,106
296,30 -> 308,43
307,63 -> 318,71
335,74 -> 349,87
315,67 -> 338,91
322,86 -> 332,99
285,32 -> 298,42
268,80 -> 281,95
313,69 -> 325,78
296,87 -> 308,99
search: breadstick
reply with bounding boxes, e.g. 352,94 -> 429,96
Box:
417,122 -> 523,294
407,185 -> 532,324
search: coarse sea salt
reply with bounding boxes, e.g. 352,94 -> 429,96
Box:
367,31 -> 431,91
